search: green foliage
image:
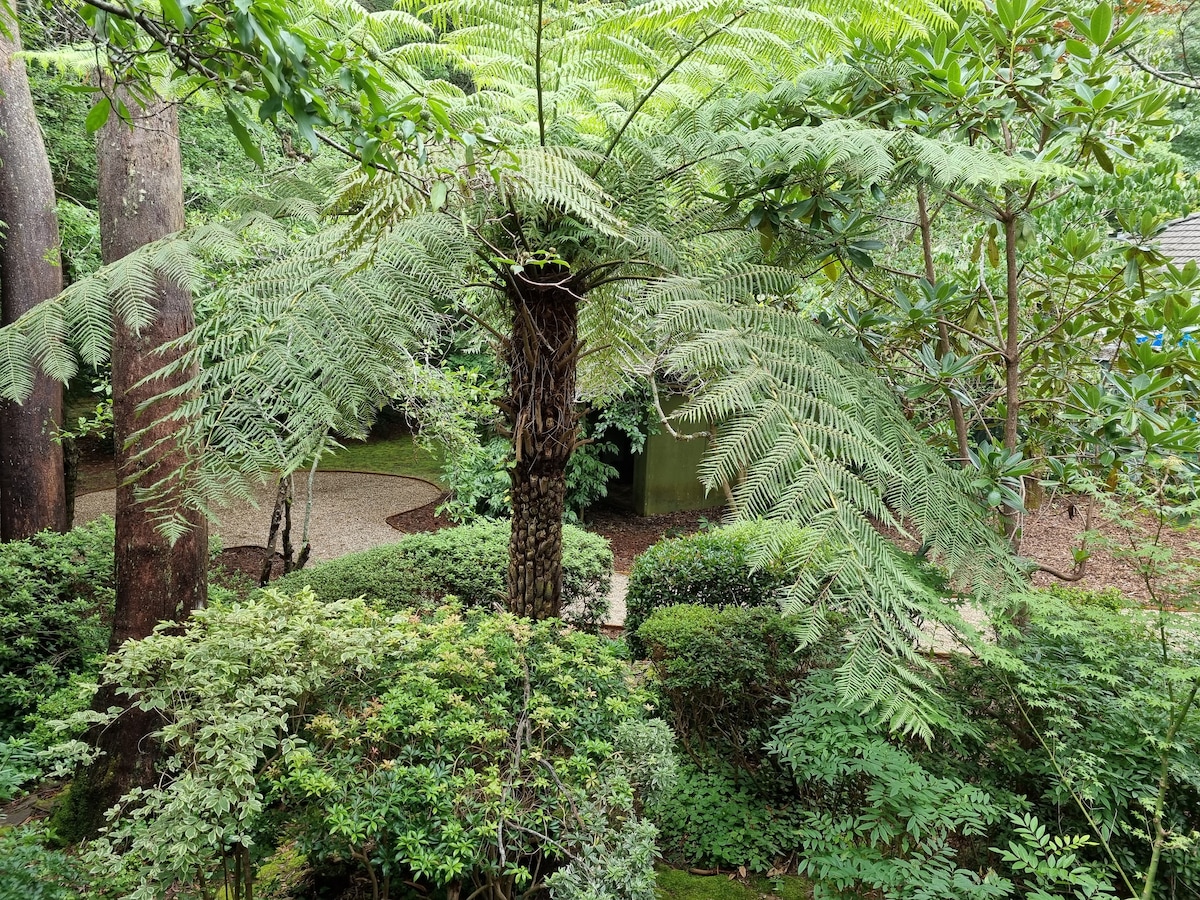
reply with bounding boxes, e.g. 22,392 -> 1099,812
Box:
996,813 -> 1117,900
273,519 -> 612,627
276,607 -> 660,895
0,737 -> 42,803
438,387 -> 650,524
0,825 -> 87,900
767,671 -> 1009,900
624,523 -> 790,657
815,0 -> 1194,524
652,760 -> 806,874
55,200 -> 102,285
939,589 -> 1200,899
664,306 -> 1020,734
642,575 -> 1200,898
0,0 -> 1027,738
440,434 -> 626,525
638,604 -> 805,759
0,518 -> 114,739
76,590 -> 667,900
545,817 -> 660,900
73,588 -> 392,900
655,866 -> 811,900
438,435 -> 515,521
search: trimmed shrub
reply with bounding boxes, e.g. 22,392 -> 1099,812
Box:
624,522 -> 789,656
0,518 -> 115,738
274,519 -> 613,627
638,604 -> 807,759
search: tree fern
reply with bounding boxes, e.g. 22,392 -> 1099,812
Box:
0,0 -> 1037,729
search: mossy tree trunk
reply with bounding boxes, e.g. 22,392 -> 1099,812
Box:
503,272 -> 581,619
59,86 -> 208,841
0,9 -> 68,540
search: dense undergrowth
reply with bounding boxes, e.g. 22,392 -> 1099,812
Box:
0,521 -> 1197,900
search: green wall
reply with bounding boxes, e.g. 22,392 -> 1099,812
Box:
632,399 -> 725,516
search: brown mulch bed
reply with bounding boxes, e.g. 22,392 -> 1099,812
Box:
1023,497 -> 1200,604
584,506 -> 715,573
214,545 -> 285,586
386,494 -> 456,533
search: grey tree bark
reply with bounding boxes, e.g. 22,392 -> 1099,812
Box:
57,85 -> 208,841
0,8 -> 68,540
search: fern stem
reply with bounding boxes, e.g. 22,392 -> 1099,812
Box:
1141,677 -> 1199,900
595,11 -> 745,173
534,0 -> 546,146
1006,681 -> 1138,898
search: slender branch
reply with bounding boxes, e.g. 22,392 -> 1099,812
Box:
584,273 -> 657,291
875,262 -> 926,280
534,0 -> 546,146
919,185 -> 970,463
80,0 -> 224,83
946,190 -> 995,216
649,378 -> 708,441
1006,682 -> 1140,899
1125,49 -> 1200,90
595,11 -> 745,171
940,319 -> 1006,356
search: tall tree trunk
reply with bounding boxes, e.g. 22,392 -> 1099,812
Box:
57,86 -> 208,841
505,276 -> 580,619
916,186 -> 970,464
1001,202 -> 1022,543
0,10 -> 68,540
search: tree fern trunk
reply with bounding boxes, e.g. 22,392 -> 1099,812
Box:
0,11 -> 68,540
505,277 -> 580,619
57,85 -> 208,841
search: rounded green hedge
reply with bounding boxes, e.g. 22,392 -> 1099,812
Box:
624,522 -> 789,657
273,520 -> 613,627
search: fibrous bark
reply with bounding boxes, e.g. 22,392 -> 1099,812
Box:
504,273 -> 580,619
0,9 -> 68,540
59,86 -> 208,841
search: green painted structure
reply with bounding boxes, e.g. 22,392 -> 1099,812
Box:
631,399 -> 725,516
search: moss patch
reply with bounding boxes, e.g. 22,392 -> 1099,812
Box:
656,866 -> 810,900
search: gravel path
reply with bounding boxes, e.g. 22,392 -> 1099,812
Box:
605,573 -> 628,627
73,472 -> 442,563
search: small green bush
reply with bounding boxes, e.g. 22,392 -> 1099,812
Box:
651,759 -> 805,874
0,518 -> 115,738
275,519 -> 613,627
0,825 -> 87,900
638,604 -> 808,758
624,522 -> 789,656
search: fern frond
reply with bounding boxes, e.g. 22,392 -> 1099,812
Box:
658,301 -> 1021,736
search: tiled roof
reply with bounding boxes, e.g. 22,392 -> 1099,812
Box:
1155,212 -> 1200,263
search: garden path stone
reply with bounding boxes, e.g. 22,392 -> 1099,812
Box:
72,472 -> 441,563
